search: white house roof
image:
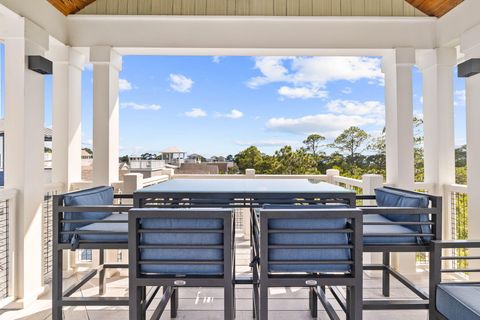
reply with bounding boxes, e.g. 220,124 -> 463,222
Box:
160,147 -> 185,154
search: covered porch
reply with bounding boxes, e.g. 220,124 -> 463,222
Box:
0,0 -> 479,319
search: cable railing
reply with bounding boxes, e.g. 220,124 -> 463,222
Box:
0,188 -> 17,302
445,184 -> 469,272
42,182 -> 65,284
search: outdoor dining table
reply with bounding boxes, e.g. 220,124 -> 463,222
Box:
132,178 -> 357,284
133,178 -> 356,208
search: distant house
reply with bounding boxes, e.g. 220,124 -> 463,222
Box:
159,146 -> 186,165
187,153 -> 205,163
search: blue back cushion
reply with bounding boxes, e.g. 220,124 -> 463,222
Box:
139,217 -> 224,275
264,209 -> 352,273
375,188 -> 430,236
62,186 -> 114,242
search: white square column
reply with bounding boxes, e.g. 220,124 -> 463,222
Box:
382,48 -> 416,274
417,48 -> 457,242
90,47 -> 122,186
382,48 -> 416,190
2,17 -> 49,302
50,46 -> 85,189
459,25 -> 480,279
417,48 -> 456,197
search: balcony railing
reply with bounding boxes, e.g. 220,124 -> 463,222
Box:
42,182 -> 65,284
0,188 -> 16,304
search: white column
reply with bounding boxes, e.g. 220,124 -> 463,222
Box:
3,17 -> 49,302
382,48 -> 416,274
466,73 -> 480,240
418,48 -> 457,196
90,47 -> 122,186
382,48 -> 416,190
50,46 -> 85,189
417,48 -> 457,243
459,26 -> 480,244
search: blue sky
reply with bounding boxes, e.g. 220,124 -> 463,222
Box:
0,46 -> 468,157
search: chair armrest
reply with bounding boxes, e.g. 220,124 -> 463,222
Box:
432,240 -> 480,249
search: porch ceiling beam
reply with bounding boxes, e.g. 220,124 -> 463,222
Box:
66,16 -> 437,51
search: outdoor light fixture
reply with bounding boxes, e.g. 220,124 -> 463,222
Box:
28,56 -> 53,75
458,59 -> 480,78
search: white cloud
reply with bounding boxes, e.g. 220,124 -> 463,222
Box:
247,56 -> 383,89
278,86 -> 328,99
235,139 -> 299,147
169,74 -> 194,93
84,64 -> 93,71
212,56 -> 223,63
455,90 -> 466,107
326,99 -> 384,117
185,108 -> 207,118
119,78 -> 133,91
215,109 -> 244,119
266,113 -> 380,138
121,102 -> 161,111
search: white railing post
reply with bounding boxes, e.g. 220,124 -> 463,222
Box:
245,169 -> 256,178
362,174 -> 384,265
123,173 -> 143,194
362,174 -> 384,200
326,169 -> 340,184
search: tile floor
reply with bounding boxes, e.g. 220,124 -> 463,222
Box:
0,234 -> 432,320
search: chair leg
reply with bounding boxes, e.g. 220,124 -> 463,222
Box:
171,287 -> 179,318
382,252 -> 390,297
224,281 -> 235,320
253,283 -> 258,319
347,285 -> 363,320
309,287 -> 318,318
99,249 -> 106,295
129,286 -> 144,320
259,284 -> 268,320
52,249 -> 63,320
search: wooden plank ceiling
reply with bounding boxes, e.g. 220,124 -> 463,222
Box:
405,0 -> 463,17
48,0 -> 463,17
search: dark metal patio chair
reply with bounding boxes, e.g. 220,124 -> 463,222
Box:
357,186 -> 442,311
128,208 -> 235,320
430,240 -> 480,319
52,186 -> 132,320
251,207 -> 363,320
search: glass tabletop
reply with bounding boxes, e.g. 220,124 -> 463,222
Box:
136,178 -> 353,194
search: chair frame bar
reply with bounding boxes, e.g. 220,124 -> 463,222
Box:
52,191 -> 132,320
128,208 -> 236,320
251,208 -> 363,320
357,186 -> 442,311
429,240 -> 480,319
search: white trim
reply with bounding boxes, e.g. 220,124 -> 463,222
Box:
67,15 -> 437,51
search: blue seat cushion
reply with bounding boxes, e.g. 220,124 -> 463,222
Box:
437,284 -> 480,320
363,214 -> 417,244
75,213 -> 128,243
259,208 -> 351,273
62,186 -> 114,242
375,188 -> 430,241
139,217 -> 224,275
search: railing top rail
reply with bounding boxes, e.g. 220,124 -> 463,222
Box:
172,174 -> 328,180
143,175 -> 169,187
332,175 -> 363,189
0,188 -> 17,201
445,183 -> 467,193
44,182 -> 65,194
